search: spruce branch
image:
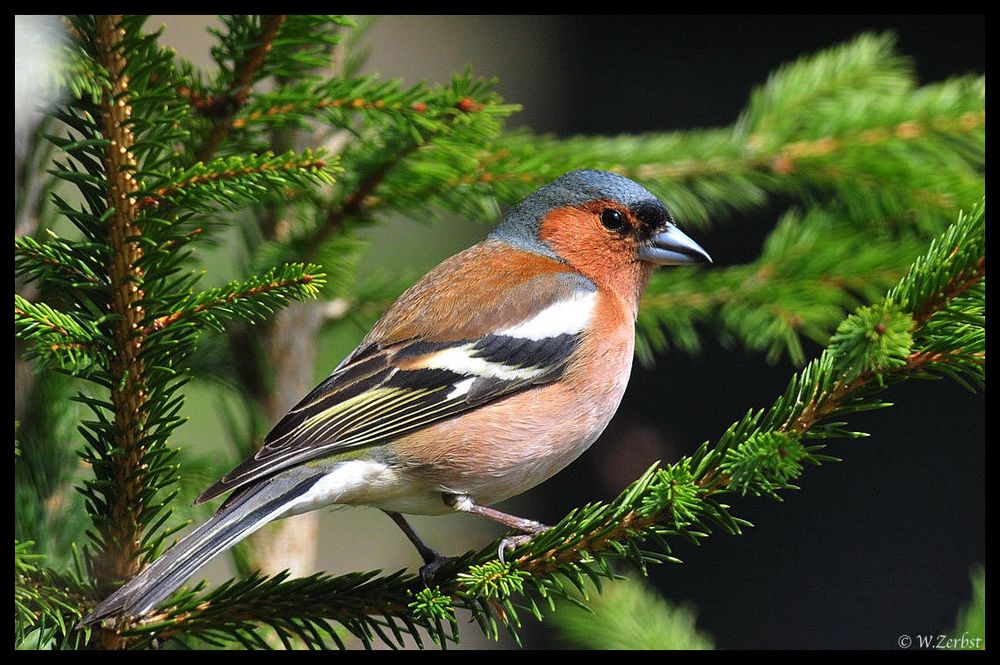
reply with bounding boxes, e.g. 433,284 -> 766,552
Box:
22,17 -> 337,650
230,76 -> 446,131
14,295 -> 104,372
15,541 -> 91,649
196,15 -> 288,161
178,15 -> 349,122
146,264 -> 326,334
217,14 -> 282,107
636,209 -> 925,364
121,570 -> 427,650
399,36 -> 983,235
15,233 -> 104,287
460,92 -> 982,230
308,74 -> 517,255
742,32 -> 911,141
137,150 -> 337,213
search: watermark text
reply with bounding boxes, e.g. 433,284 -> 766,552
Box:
898,632 -> 983,649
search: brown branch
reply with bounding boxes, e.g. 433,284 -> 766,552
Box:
159,227 -> 204,252
176,84 -> 234,119
137,157 -> 326,211
517,349 -> 985,578
305,146 -> 420,259
784,347 -> 983,438
912,256 -> 985,324
232,97 -> 430,129
14,305 -> 72,339
646,111 -> 985,181
483,250 -> 985,581
14,246 -> 101,285
759,112 -> 986,175
811,163 -> 956,211
91,15 -> 148,650
138,593 -> 415,645
783,258 -> 986,437
195,15 -> 287,162
316,148 -> 418,245
308,100 -> 487,256
14,304 -> 96,359
144,274 -> 317,335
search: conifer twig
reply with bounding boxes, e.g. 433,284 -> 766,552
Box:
145,268 -> 322,334
196,15 -> 287,162
137,152 -> 330,212
309,98 -> 487,256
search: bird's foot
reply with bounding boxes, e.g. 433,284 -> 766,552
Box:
419,553 -> 458,585
498,524 -> 550,565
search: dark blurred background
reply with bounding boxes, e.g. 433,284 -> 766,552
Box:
157,15 -> 985,649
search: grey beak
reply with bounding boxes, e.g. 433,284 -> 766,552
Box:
637,225 -> 712,265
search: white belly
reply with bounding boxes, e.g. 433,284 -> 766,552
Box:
279,460 -> 451,517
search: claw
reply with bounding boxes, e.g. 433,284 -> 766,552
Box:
497,533 -> 541,565
418,554 -> 456,584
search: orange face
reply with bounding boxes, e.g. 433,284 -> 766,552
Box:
538,200 -> 656,310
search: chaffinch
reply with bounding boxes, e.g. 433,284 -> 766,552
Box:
83,169 -> 711,624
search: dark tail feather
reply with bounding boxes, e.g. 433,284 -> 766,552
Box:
81,474 -> 321,625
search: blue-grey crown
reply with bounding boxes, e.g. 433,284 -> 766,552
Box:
488,170 -> 664,258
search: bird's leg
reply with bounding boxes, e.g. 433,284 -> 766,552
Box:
443,495 -> 550,563
382,510 -> 454,583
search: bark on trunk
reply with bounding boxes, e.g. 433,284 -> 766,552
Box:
247,300 -> 325,576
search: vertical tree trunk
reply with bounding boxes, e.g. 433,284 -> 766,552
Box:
92,15 -> 151,649
246,300 -> 325,576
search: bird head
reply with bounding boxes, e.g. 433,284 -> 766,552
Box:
489,170 -> 711,305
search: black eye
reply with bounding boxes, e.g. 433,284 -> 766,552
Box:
600,208 -> 626,232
